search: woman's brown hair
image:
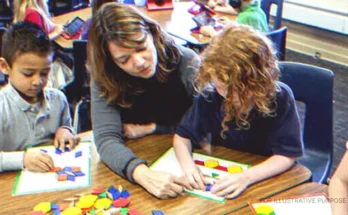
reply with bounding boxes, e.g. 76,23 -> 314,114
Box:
195,24 -> 279,138
87,2 -> 180,107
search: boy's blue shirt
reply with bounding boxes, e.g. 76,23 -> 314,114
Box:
176,82 -> 304,157
0,83 -> 72,172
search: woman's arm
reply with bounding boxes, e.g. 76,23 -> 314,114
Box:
91,81 -> 147,182
329,147 -> 348,215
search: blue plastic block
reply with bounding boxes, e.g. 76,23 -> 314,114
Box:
51,203 -> 59,210
73,171 -> 85,177
40,149 -> 48,153
64,146 -> 70,152
64,167 -> 72,172
55,148 -> 62,155
205,184 -> 213,192
52,209 -> 60,215
75,151 -> 82,158
67,175 -> 75,181
121,190 -> 130,198
152,210 -> 165,215
108,186 -> 121,200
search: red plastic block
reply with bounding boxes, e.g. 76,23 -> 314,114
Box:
113,197 -> 130,207
214,165 -> 228,171
194,160 -> 204,166
92,187 -> 105,195
128,208 -> 141,215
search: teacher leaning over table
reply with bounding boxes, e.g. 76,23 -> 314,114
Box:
87,3 -> 200,199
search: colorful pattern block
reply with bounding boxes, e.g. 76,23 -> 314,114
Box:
214,165 -> 228,171
75,151 -> 82,158
61,207 -> 82,215
212,172 -> 220,179
128,208 -> 141,215
94,198 -> 112,210
227,165 -> 243,173
204,159 -> 219,168
67,175 -> 75,181
152,210 -> 165,215
205,184 -> 213,192
33,202 -> 51,213
55,148 -> 62,155
73,171 -> 86,177
113,197 -> 130,207
40,149 -> 48,153
107,186 -> 121,200
92,188 -> 104,195
56,173 -> 68,181
194,160 -> 204,166
120,208 -> 129,215
64,146 -> 71,152
121,190 -> 130,198
255,204 -> 276,215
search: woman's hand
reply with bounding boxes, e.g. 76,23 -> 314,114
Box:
211,172 -> 252,198
123,123 -> 156,139
23,152 -> 54,172
133,164 -> 189,199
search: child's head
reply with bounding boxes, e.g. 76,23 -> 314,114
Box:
228,0 -> 254,9
196,24 -> 279,135
0,22 -> 53,103
14,0 -> 51,22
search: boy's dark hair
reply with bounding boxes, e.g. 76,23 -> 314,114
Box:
2,21 -> 53,67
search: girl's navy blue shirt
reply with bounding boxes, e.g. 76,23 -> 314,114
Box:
176,82 -> 304,157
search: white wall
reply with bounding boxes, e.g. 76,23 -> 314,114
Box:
271,0 -> 348,35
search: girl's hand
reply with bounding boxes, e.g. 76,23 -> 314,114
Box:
182,163 -> 208,191
208,0 -> 218,8
54,127 -> 80,152
211,173 -> 252,198
123,123 -> 156,139
23,152 -> 54,172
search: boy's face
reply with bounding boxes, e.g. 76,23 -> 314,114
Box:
0,52 -> 53,103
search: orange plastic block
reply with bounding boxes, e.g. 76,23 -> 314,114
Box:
51,167 -> 63,172
204,159 -> 219,168
92,187 -> 105,195
57,174 -> 68,181
227,165 -> 243,173
72,166 -> 81,172
113,197 -> 130,207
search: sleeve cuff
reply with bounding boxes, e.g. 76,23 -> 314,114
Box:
124,158 -> 148,183
1,151 -> 25,172
60,126 -> 76,135
154,123 -> 175,134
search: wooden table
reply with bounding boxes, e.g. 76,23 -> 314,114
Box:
235,183 -> 328,214
51,2 -> 234,49
0,131 -> 311,215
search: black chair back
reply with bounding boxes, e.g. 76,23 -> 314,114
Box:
261,0 -> 284,30
279,62 -> 334,183
266,26 -> 287,61
0,26 -> 6,84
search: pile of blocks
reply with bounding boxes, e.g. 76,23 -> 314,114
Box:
30,185 -> 141,215
194,159 -> 244,174
53,166 -> 85,182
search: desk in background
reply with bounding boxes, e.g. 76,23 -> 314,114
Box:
51,2 -> 234,49
0,131 -> 311,215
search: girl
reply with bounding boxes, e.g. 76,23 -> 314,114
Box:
173,24 -> 303,198
13,0 -> 63,40
88,3 -> 199,199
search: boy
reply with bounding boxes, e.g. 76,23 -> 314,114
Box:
201,0 -> 268,37
0,22 -> 79,173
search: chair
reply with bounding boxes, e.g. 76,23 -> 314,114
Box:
62,40 -> 91,133
261,0 -> 284,30
266,26 -> 287,61
279,62 -> 334,184
0,27 -> 7,84
0,0 -> 12,27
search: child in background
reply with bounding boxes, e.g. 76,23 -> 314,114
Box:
0,22 -> 79,173
173,25 -> 303,198
201,0 -> 268,37
13,0 -> 74,90
329,140 -> 348,215
81,0 -> 115,40
13,0 -> 63,40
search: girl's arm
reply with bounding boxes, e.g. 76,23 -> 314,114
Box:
211,155 -> 296,198
329,147 -> 348,215
173,134 -> 206,190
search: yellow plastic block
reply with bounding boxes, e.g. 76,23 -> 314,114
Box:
33,202 -> 51,213
118,184 -> 123,193
204,159 -> 219,168
94,198 -> 112,210
255,204 -> 276,215
61,207 -> 82,215
76,194 -> 98,209
227,165 -> 243,173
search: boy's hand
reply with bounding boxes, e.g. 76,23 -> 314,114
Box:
123,123 -> 156,139
23,152 -> 54,172
211,172 -> 251,198
54,127 -> 80,152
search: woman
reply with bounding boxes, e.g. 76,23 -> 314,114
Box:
88,3 -> 200,199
